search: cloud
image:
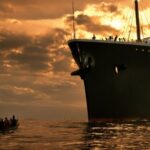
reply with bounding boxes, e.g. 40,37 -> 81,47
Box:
0,85 -> 37,104
0,3 -> 15,14
98,3 -> 118,13
0,0 -> 85,19
0,28 -> 70,73
33,75 -> 84,103
66,13 -> 120,36
0,31 -> 31,51
0,26 -> 85,115
0,0 -> 148,20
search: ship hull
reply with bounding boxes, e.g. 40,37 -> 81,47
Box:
68,39 -> 150,121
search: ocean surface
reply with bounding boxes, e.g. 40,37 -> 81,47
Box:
1,119 -> 150,150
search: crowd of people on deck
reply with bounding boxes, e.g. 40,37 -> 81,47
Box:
92,34 -> 127,42
0,115 -> 18,130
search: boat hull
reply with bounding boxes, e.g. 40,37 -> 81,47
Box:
0,124 -> 19,133
68,39 -> 150,121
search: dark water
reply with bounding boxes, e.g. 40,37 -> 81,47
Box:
1,119 -> 150,150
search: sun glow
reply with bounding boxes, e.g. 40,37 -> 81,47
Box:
83,4 -> 98,16
111,19 -> 123,30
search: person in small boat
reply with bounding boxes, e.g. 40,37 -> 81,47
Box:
4,117 -> 10,128
0,118 -> 4,129
10,115 -> 18,126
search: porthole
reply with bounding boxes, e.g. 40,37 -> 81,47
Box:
114,64 -> 127,75
114,66 -> 119,75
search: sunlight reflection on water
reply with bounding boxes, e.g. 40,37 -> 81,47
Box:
0,119 -> 150,149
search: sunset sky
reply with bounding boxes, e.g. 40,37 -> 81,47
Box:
0,0 -> 150,120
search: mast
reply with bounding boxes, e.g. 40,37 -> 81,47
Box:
135,0 -> 141,42
72,0 -> 76,39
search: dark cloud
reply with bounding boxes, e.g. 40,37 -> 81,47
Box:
0,3 -> 15,13
8,46 -> 50,72
0,31 -> 31,51
0,0 -> 84,19
98,3 -> 118,13
66,13 -> 119,35
0,86 -> 36,103
53,58 -> 71,72
38,28 -> 69,47
76,14 -> 92,25
0,26 -> 84,116
0,28 -> 70,73
0,0 -> 148,19
109,4 -> 118,12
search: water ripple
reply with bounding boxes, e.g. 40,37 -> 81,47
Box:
0,119 -> 150,149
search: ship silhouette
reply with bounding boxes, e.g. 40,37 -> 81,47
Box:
68,0 -> 150,121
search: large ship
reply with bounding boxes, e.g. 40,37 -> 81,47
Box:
68,0 -> 150,121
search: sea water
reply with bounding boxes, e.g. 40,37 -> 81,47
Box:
0,119 -> 150,150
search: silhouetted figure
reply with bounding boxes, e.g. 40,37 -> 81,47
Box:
119,38 -> 122,42
10,115 -> 17,126
109,36 -> 114,41
0,118 -> 4,129
92,34 -> 96,40
114,35 -> 118,41
4,117 -> 9,128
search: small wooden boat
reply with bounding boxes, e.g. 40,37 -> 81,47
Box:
0,122 -> 19,133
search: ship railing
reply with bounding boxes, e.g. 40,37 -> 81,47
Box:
92,35 -> 138,43
94,36 -> 149,44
